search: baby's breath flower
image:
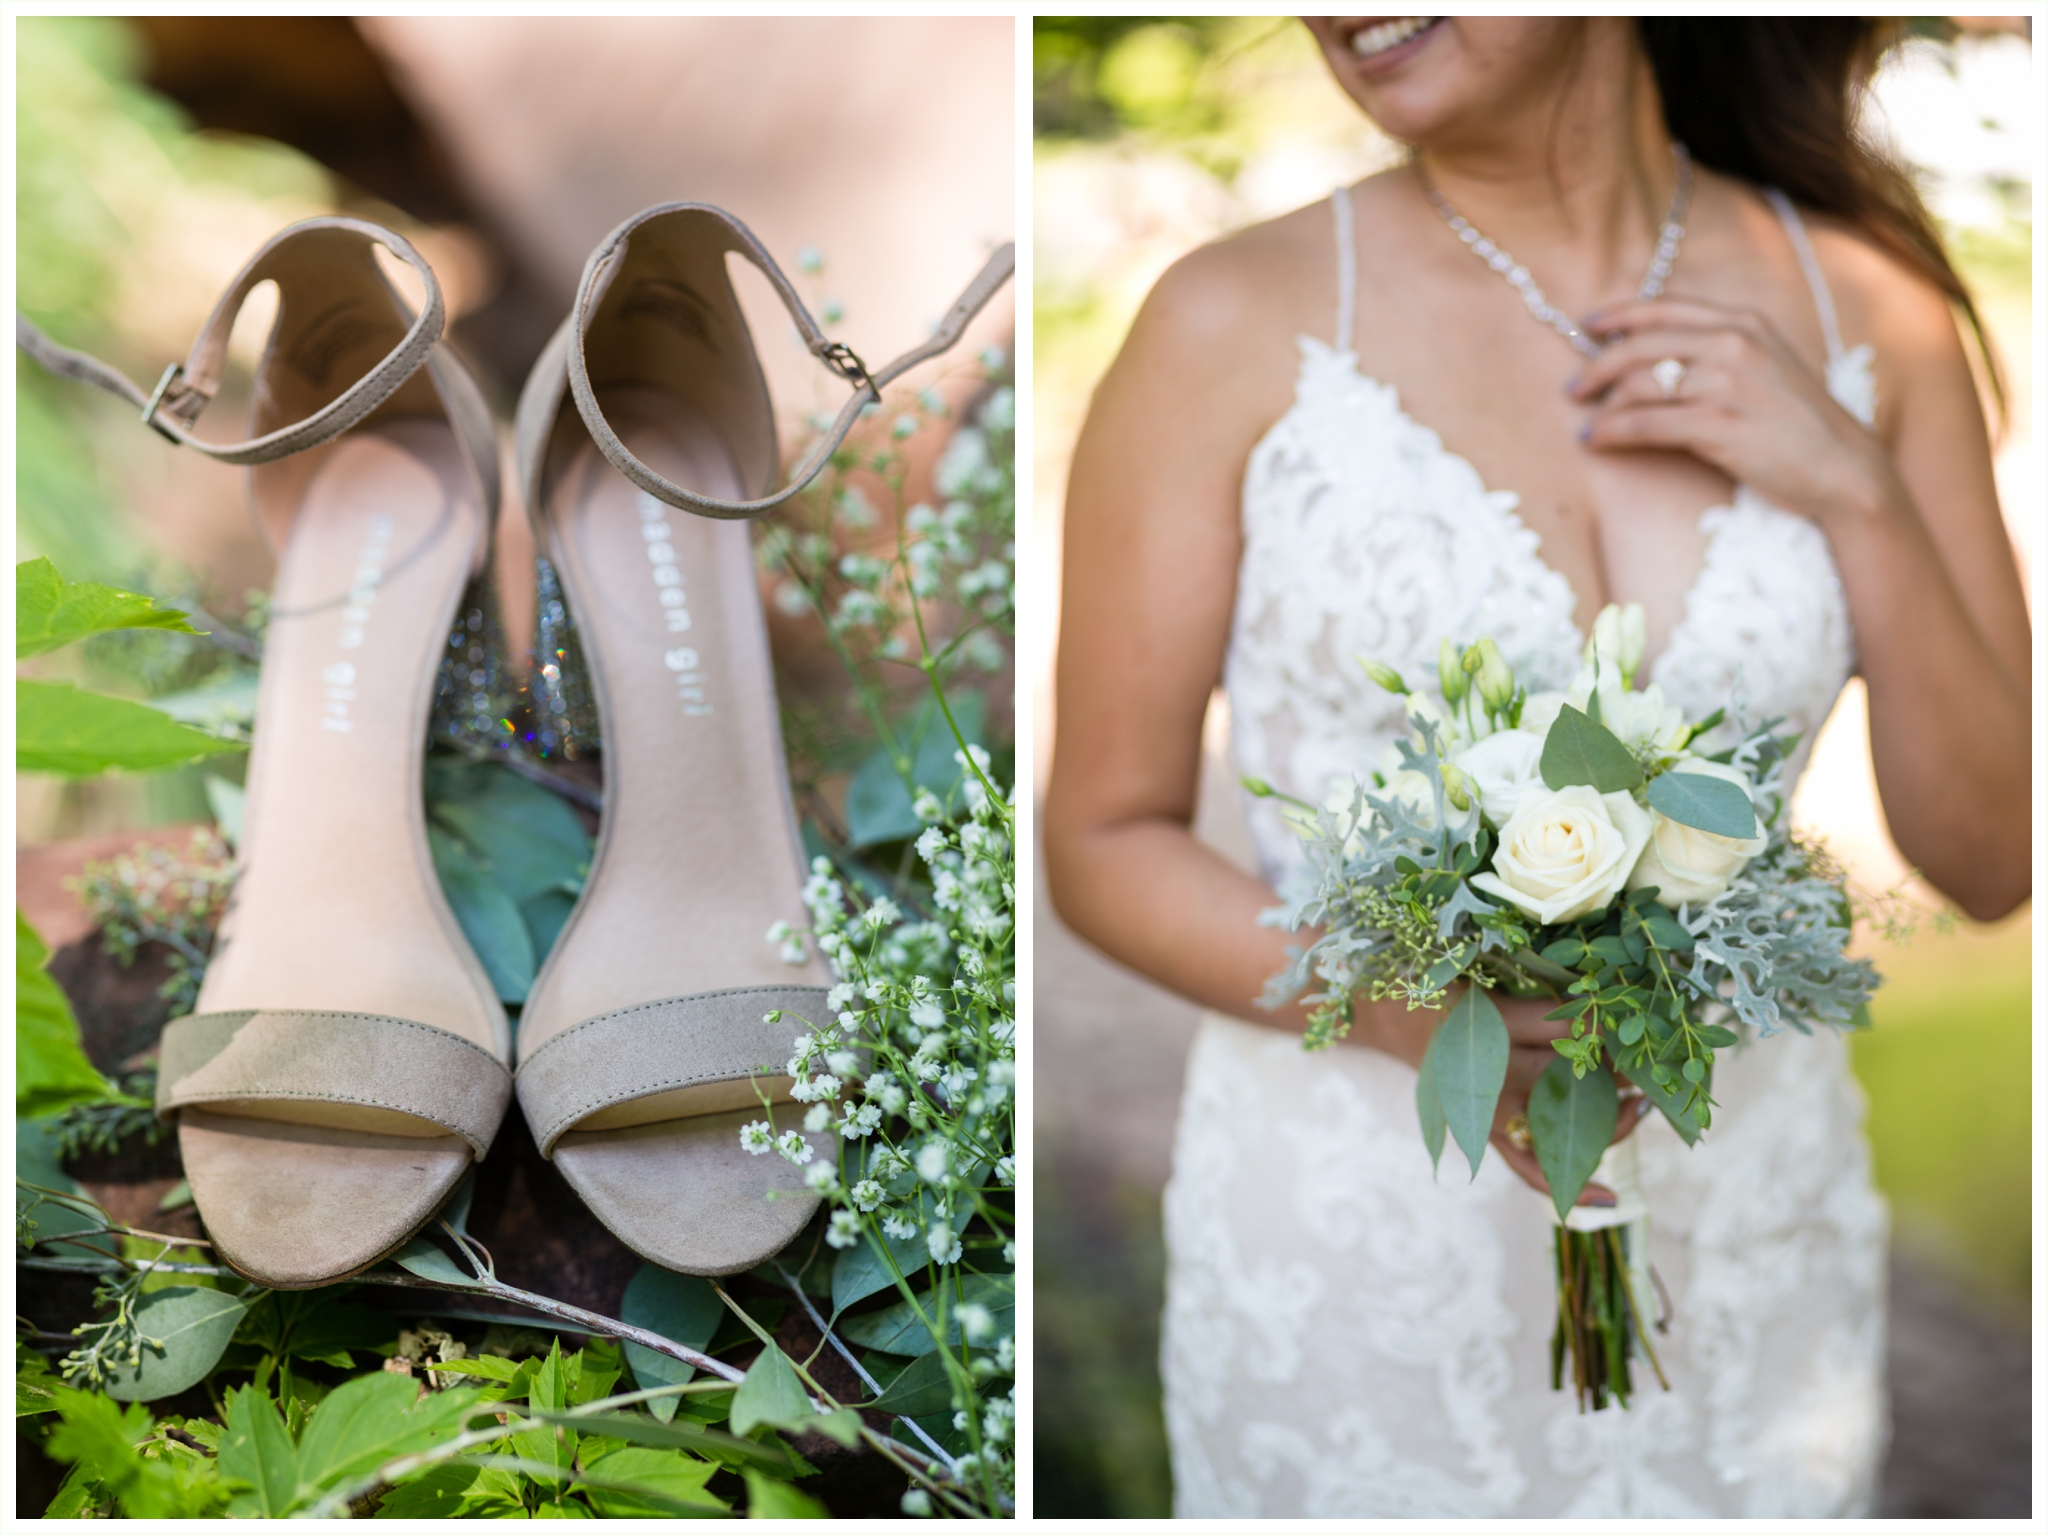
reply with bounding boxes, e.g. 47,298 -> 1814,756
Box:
926,1221 -> 962,1265
851,1178 -> 884,1212
804,1161 -> 840,1193
882,1210 -> 918,1241
803,1104 -> 832,1133
739,1121 -> 774,1155
826,1210 -> 862,1249
775,1130 -> 814,1165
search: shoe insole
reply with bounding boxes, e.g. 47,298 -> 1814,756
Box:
525,387 -> 833,1272
179,418 -> 503,1285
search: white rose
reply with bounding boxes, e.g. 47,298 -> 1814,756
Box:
1627,759 -> 1766,905
1453,729 -> 1545,827
1470,785 -> 1653,925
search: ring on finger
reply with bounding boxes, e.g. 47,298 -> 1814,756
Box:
1651,356 -> 1687,399
1503,1114 -> 1533,1152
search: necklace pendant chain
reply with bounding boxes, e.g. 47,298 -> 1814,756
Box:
1424,144 -> 1694,360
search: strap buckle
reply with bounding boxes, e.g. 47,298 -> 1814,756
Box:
141,363 -> 186,443
815,340 -> 873,394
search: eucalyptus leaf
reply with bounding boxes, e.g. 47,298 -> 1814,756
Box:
1619,1060 -> 1702,1146
16,558 -> 203,659
426,825 -> 535,1003
1646,769 -> 1756,839
389,1237 -> 484,1289
619,1264 -> 723,1423
844,693 -> 986,848
426,759 -> 592,906
831,1223 -> 930,1312
839,1272 -> 1012,1357
18,680 -> 241,777
1528,1057 -> 1620,1219
97,1287 -> 247,1403
145,670 -> 257,734
1414,1047 -> 1447,1174
1424,987 -> 1510,1179
865,1348 -> 956,1417
1538,705 -> 1643,793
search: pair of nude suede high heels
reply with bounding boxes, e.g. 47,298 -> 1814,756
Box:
18,208 -> 1012,1288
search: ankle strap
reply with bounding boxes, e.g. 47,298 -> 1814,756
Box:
563,203 -> 1013,521
16,216 -> 444,468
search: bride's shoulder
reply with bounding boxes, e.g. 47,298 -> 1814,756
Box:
1136,180 -> 1379,351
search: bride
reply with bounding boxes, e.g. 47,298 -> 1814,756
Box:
1042,17 -> 2029,1519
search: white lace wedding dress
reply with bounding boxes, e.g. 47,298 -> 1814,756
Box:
1160,187 -> 1888,1518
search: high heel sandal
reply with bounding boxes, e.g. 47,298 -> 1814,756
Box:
510,203 -> 1012,1273
19,219 -> 514,1288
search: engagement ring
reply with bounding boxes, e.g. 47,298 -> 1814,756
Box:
1652,357 -> 1687,398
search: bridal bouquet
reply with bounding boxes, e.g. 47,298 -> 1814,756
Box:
1256,604 -> 1880,1411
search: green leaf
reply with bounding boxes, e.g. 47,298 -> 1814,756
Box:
373,1460 -> 529,1519
221,1384 -> 301,1518
15,558 -> 203,659
844,693 -> 987,848
728,1345 -> 810,1438
520,1408 -> 793,1472
426,825 -> 535,1003
425,758 -> 592,908
294,1373 -> 489,1494
1538,704 -> 1643,793
580,1445 -> 728,1517
100,1286 -> 249,1403
1587,936 -> 1634,968
831,1223 -> 931,1312
1414,1047 -> 1447,1173
145,670 -> 258,735
839,1273 -> 1013,1358
235,1288 -> 400,1372
1640,914 -> 1695,952
1423,987 -> 1510,1179
744,1468 -> 828,1518
1646,769 -> 1756,838
387,1236 -> 483,1290
43,1462 -> 108,1517
1528,1057 -> 1619,1220
1619,1059 -> 1703,1146
15,1115 -> 98,1249
865,1348 -> 957,1418
620,1264 -> 723,1421
18,680 -> 240,777
16,910 -> 111,1117
17,1346 -> 62,1417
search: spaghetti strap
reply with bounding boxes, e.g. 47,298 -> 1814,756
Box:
1332,185 -> 1356,353
1762,187 -> 1845,365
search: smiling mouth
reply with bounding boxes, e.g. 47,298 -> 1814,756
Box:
1346,17 -> 1441,60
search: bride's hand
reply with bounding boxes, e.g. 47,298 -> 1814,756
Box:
1351,990 -> 1648,1206
1566,297 -> 1900,528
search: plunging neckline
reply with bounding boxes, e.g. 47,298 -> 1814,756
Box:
1294,335 -> 1737,684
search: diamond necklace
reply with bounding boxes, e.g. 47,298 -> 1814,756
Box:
1420,143 -> 1694,360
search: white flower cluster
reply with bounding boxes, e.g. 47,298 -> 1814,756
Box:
738,752 -> 1016,1484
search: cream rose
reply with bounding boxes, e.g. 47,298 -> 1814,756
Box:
1452,728 -> 1545,827
1471,785 -> 1653,925
1626,759 -> 1766,905
1523,670 -> 1687,754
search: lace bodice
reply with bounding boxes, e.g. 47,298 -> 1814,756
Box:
1163,187 -> 1887,1519
1226,183 -> 1869,881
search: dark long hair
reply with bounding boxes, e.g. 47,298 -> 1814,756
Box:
1637,17 -> 2003,417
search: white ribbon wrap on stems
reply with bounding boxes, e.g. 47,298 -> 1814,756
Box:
1550,1133 -> 1660,1358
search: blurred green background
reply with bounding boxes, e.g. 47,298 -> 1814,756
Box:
1033,15 -> 2034,1519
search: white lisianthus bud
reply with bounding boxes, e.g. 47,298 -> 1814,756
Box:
1470,784 -> 1654,924
1439,761 -> 1473,812
1473,636 -> 1515,712
1359,657 -> 1408,695
1627,759 -> 1767,904
1586,602 -> 1648,686
1438,636 -> 1468,706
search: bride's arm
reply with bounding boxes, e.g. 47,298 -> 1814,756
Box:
1042,238 -> 1310,1027
1574,250 -> 2030,921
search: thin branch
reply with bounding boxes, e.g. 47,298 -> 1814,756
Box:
772,1261 -> 960,1476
